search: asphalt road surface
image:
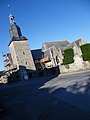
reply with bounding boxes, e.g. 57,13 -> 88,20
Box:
0,70 -> 90,120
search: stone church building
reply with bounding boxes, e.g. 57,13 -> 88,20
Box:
3,11 -> 36,81
2,10 -> 90,83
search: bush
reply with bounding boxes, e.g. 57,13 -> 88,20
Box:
80,43 -> 90,61
63,48 -> 74,65
82,53 -> 90,61
64,48 -> 74,58
63,57 -> 74,65
80,43 -> 90,54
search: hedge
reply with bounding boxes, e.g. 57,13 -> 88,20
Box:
63,48 -> 74,65
82,53 -> 90,61
80,43 -> 90,54
80,43 -> 90,61
64,48 -> 74,58
63,57 -> 74,65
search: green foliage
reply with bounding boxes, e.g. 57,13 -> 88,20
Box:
63,57 -> 74,65
63,48 -> 74,65
82,53 -> 90,61
80,43 -> 90,61
80,43 -> 90,54
64,48 -> 74,58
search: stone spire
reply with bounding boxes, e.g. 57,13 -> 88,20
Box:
8,5 -> 15,25
8,5 -> 22,39
9,13 -> 15,25
8,5 -> 36,73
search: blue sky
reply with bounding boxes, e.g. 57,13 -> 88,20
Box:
0,0 -> 90,71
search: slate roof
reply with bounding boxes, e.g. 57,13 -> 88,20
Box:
42,40 -> 70,51
8,36 -> 28,46
74,38 -> 85,46
31,49 -> 43,59
62,39 -> 86,50
0,71 -> 4,76
63,42 -> 75,50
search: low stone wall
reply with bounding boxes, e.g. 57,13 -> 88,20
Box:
60,61 -> 90,74
60,55 -> 90,74
28,66 -> 60,79
7,66 -> 60,83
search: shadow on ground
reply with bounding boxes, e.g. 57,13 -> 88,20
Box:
0,73 -> 90,120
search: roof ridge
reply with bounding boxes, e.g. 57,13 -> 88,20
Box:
43,40 -> 69,44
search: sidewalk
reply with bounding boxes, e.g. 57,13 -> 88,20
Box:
60,69 -> 90,76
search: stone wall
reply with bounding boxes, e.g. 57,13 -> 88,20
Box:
60,55 -> 90,73
9,40 -> 36,70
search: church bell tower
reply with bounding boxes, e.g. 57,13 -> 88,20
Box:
8,7 -> 36,71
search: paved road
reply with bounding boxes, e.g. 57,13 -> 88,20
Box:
0,71 -> 90,120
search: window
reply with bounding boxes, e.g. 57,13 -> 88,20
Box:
23,52 -> 25,55
56,56 -> 59,64
51,49 -> 53,56
25,61 -> 27,65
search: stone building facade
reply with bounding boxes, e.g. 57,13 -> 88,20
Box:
2,10 -> 90,83
41,39 -> 90,73
9,40 -> 36,71
8,14 -> 36,71
4,12 -> 36,81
